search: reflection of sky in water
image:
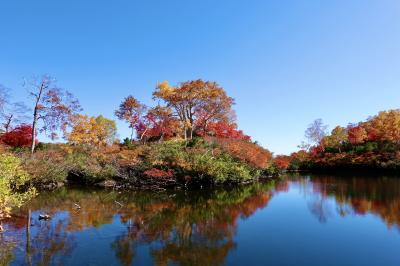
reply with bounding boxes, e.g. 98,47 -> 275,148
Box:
3,175 -> 400,266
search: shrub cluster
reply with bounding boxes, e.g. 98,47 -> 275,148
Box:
138,138 -> 273,185
0,154 -> 36,220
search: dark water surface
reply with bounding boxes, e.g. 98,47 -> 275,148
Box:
1,175 -> 400,266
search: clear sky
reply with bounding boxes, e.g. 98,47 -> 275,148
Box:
1,0 -> 400,154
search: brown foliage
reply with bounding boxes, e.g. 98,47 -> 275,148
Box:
209,137 -> 272,169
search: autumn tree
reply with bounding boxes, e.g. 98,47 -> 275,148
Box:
212,138 -> 273,169
305,119 -> 328,146
95,115 -> 118,145
138,105 -> 180,142
199,121 -> 251,141
67,114 -> 117,147
273,155 -> 291,170
115,96 -> 145,141
366,110 -> 400,143
322,126 -> 348,152
153,80 -> 234,140
348,125 -> 367,144
27,75 -> 81,153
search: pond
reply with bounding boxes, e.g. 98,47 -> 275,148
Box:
1,174 -> 400,266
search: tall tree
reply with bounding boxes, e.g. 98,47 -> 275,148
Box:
95,115 -> 118,145
305,119 -> 328,146
153,80 -> 234,140
27,75 -> 81,153
115,96 -> 145,141
347,125 -> 367,144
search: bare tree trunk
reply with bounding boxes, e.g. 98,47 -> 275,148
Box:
188,116 -> 194,140
185,128 -> 193,140
4,115 -> 12,133
130,127 -> 135,142
183,125 -> 187,140
140,127 -> 148,144
31,83 -> 44,154
31,113 -> 37,154
158,132 -> 164,143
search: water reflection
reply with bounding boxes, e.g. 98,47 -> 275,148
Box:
3,183 -> 274,265
2,175 -> 400,265
297,175 -> 400,229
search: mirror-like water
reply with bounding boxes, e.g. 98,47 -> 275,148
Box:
2,175 -> 400,266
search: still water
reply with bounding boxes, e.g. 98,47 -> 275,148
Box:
1,175 -> 400,266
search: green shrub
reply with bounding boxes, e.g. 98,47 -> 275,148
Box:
0,154 -> 36,220
122,138 -> 137,150
142,140 -> 258,184
190,153 -> 255,183
20,150 -> 70,185
66,150 -> 119,183
364,142 -> 378,152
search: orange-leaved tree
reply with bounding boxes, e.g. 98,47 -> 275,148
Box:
153,80 -> 234,140
115,96 -> 146,141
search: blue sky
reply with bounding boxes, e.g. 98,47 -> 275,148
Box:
1,0 -> 400,154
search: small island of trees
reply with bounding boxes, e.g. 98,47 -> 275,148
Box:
0,76 -> 277,223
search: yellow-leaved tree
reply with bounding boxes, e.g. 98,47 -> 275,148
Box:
0,154 -> 36,228
66,115 -> 117,147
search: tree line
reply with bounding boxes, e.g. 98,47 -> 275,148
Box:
0,76 -> 251,152
285,110 -> 400,171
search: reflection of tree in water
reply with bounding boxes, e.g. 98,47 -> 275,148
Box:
285,175 -> 400,229
4,183 -> 274,266
111,184 -> 274,265
2,212 -> 75,266
28,218 -> 75,266
4,176 -> 400,265
152,239 -> 235,266
307,198 -> 332,223
112,233 -> 136,266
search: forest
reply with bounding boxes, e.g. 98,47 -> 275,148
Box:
0,76 -> 277,223
283,111 -> 400,172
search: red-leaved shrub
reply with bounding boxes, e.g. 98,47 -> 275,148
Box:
1,124 -> 34,148
209,137 -> 272,169
144,168 -> 175,179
